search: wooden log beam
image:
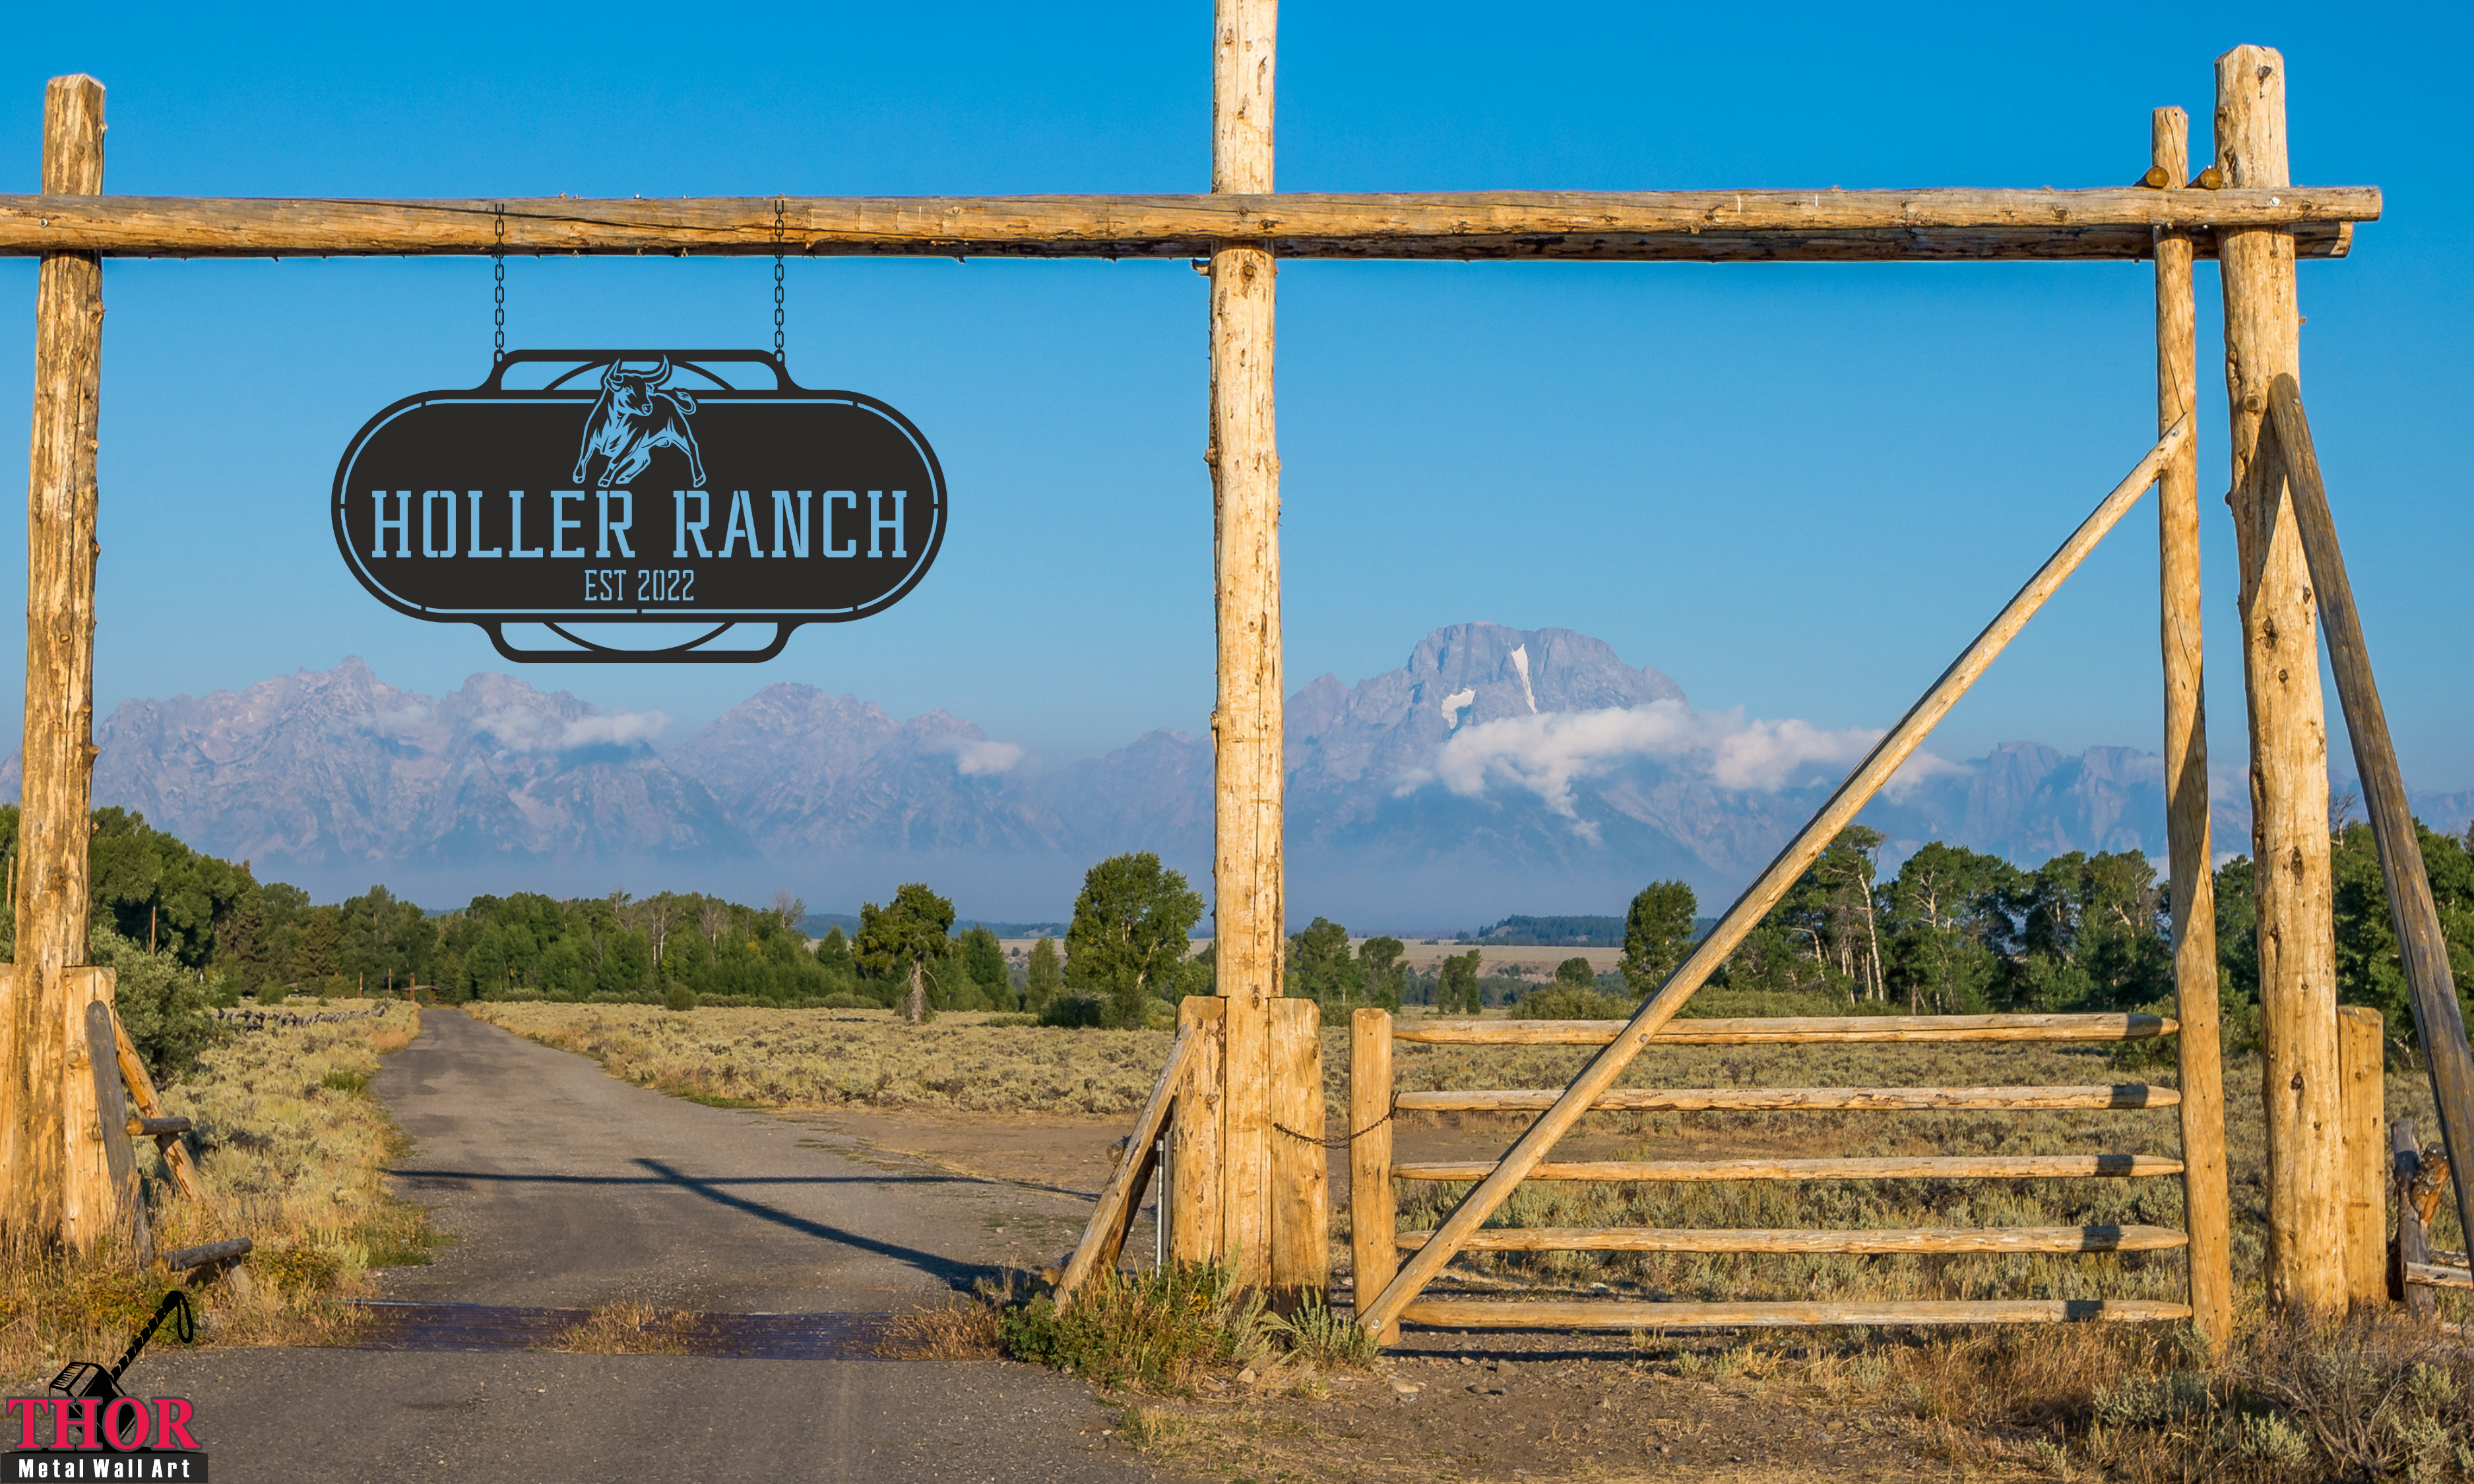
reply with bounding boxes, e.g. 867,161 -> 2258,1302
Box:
1055,1028 -> 1193,1303
1393,1154 -> 2184,1183
1358,421 -> 2190,1338
158,1237 -> 252,1272
1393,1084 -> 2180,1113
1210,0 -> 1281,1287
1392,1012 -> 2175,1046
2218,44 -> 2342,1316
2405,1262 -> 2474,1292
2,76 -> 106,1251
2154,103 -> 2235,1353
1399,1298 -> 2194,1330
1394,1224 -> 2189,1254
2270,375 -> 2474,1311
0,187 -> 2376,261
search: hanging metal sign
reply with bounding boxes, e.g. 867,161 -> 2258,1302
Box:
333,350 -> 944,662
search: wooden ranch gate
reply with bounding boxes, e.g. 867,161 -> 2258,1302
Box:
5,9 -> 2469,1349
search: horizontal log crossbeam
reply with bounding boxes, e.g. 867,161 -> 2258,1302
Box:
1395,1084 -> 2179,1113
1398,1298 -> 2195,1330
1393,1012 -> 2175,1046
1394,1223 -> 2188,1254
0,187 -> 2376,262
1393,1154 -> 2184,1182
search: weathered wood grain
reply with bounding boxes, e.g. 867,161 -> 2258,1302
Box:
1210,0 -> 1281,1289
2217,44 -> 2343,1316
2153,102 -> 2235,1351
1393,1224 -> 2189,1254
1270,997 -> 1327,1295
5,76 -> 106,1251
1170,997 -> 1225,1265
1350,1008 -> 1398,1343
1399,1298 -> 2195,1329
2273,375 -> 2474,1317
1391,1012 -> 2175,1046
2395,1119 -> 2436,1319
2339,1006 -> 2388,1308
1393,1085 -> 2179,1113
0,187 -> 2376,261
1393,1154 -> 2184,1183
1357,422 -> 2188,1336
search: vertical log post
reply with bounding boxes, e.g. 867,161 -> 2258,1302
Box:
2153,103 -> 2234,1349
1269,998 -> 1327,1295
2337,1005 -> 2386,1309
2,75 -> 107,1251
1209,0 -> 1281,1285
1349,1008 -> 1397,1344
1170,997 -> 1226,1265
2217,43 -> 2343,1314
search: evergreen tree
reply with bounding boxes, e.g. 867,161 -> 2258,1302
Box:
1285,917 -> 1362,1008
961,924 -> 1010,1008
1620,880 -> 1698,993
856,882 -> 956,1024
1025,936 -> 1063,1010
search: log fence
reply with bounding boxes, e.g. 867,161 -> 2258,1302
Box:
1353,1007 -> 2209,1333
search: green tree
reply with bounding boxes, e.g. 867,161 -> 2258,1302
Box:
1286,917 -> 1363,1009
1024,936 -> 1063,1010
1554,956 -> 1595,989
1882,842 -> 2016,1014
961,924 -> 1010,1008
1358,936 -> 1407,1009
856,882 -> 956,1024
1620,880 -> 1698,994
1437,949 -> 1484,1014
2330,819 -> 2474,1037
2002,850 -> 2171,1013
1065,853 -> 1204,1029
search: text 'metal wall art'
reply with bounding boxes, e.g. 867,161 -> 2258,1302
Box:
334,351 -> 945,662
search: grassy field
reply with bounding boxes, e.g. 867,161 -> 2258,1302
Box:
1,1000 -> 432,1386
467,1002 -> 1177,1113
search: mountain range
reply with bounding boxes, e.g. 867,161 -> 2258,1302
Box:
7,621 -> 2468,929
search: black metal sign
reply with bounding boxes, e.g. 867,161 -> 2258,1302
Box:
333,351 -> 944,662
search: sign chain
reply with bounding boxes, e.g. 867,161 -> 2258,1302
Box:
491,204 -> 507,365
772,196 -> 787,363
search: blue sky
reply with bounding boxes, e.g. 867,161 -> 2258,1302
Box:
3,2 -> 2467,791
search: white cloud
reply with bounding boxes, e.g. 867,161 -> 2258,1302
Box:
1399,700 -> 1955,827
560,711 -> 670,750
941,737 -> 1025,776
476,707 -> 668,753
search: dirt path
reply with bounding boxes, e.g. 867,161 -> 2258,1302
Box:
134,1010 -> 1158,1483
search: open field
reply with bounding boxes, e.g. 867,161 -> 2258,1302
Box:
457,996 -> 2474,1480
1,1000 -> 431,1386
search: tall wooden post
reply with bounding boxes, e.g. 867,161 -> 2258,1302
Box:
2152,106 -> 2233,1349
1209,0 -> 1281,1283
2216,44 -> 2343,1313
1349,1008 -> 1398,1344
2335,1006 -> 2386,1309
2,75 -> 107,1251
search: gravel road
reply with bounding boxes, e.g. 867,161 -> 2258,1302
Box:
133,1010 -> 1160,1483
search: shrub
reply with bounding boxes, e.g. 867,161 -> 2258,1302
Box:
89,927 -> 218,1078
1038,994 -> 1107,1028
663,983 -> 697,1012
1511,983 -> 1630,1020
257,981 -> 290,1006
1001,1263 -> 1275,1391
818,992 -> 869,1010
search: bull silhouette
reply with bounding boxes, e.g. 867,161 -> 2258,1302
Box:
573,356 -> 707,489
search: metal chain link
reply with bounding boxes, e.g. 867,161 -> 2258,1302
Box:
492,204 -> 507,365
771,196 -> 787,362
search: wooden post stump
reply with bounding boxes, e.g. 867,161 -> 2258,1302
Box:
1350,1008 -> 1398,1344
1171,996 -> 1226,1265
2216,42 -> 2343,1315
2337,1005 -> 2385,1309
1269,998 -> 1327,1297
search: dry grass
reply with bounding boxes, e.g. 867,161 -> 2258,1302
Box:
468,1002 -> 1174,1114
1,1000 -> 432,1386
551,1300 -> 705,1355
877,1289 -> 1009,1359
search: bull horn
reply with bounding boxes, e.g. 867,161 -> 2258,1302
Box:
601,359 -> 619,388
647,355 -> 672,386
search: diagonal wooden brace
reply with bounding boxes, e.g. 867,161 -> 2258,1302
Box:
1356,419 -> 2190,1335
